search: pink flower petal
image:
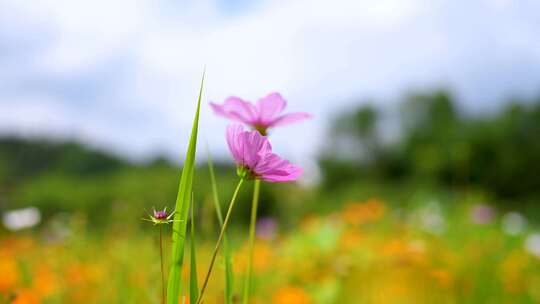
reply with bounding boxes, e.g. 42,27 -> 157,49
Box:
269,112 -> 312,127
253,153 -> 286,173
226,124 -> 245,165
260,163 -> 302,182
255,92 -> 287,124
211,97 -> 257,124
242,129 -> 268,169
254,153 -> 302,182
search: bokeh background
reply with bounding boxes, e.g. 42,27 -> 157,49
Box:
1,0 -> 540,303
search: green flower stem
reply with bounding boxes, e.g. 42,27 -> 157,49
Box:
197,178 -> 244,304
243,179 -> 260,304
159,225 -> 166,304
208,152 -> 234,304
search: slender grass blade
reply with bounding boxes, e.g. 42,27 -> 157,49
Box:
166,71 -> 205,304
189,194 -> 199,304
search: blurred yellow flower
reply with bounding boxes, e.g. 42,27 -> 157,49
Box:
499,251 -> 529,293
299,215 -> 322,232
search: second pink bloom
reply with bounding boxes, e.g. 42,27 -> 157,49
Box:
226,124 -> 302,182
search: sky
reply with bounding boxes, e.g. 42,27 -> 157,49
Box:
1,0 -> 539,174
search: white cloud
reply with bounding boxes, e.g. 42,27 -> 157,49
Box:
0,95 -> 74,135
1,0 -> 539,170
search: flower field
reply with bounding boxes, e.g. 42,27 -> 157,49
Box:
2,1 -> 540,303
2,198 -> 539,304
2,84 -> 540,304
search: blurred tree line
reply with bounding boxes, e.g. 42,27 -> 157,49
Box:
320,90 -> 540,199
0,137 -> 301,228
1,89 -> 539,228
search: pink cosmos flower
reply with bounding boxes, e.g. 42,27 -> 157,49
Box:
211,92 -> 311,135
226,124 -> 302,182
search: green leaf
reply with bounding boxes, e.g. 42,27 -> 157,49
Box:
166,71 -> 205,304
189,194 -> 199,304
208,152 -> 234,304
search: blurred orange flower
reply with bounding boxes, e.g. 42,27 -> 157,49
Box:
339,229 -> 364,251
0,258 -> 19,293
11,288 -> 40,304
429,268 -> 454,288
272,286 -> 310,304
33,265 -> 59,297
380,239 -> 426,266
65,262 -> 86,286
342,199 -> 386,225
236,240 -> 274,274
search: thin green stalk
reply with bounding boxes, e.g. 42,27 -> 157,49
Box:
160,225 -> 165,304
166,71 -> 205,304
189,197 -> 199,304
207,151 -> 224,225
208,152 -> 234,304
197,179 -> 244,304
243,179 -> 260,304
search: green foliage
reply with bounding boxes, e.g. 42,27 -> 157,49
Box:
0,137 -> 126,183
321,90 -> 540,200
